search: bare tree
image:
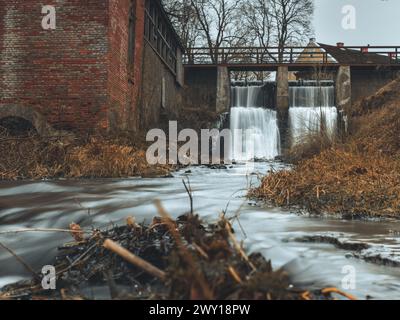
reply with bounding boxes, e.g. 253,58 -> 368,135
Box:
242,0 -> 314,62
189,0 -> 245,63
242,0 -> 273,48
163,0 -> 202,62
271,0 -> 314,61
164,0 -> 314,65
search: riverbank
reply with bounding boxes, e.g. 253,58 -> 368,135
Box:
0,134 -> 171,180
250,78 -> 400,219
0,209 -> 353,300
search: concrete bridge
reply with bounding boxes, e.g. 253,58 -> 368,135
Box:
183,44 -> 400,146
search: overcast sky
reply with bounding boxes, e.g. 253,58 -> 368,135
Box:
313,0 -> 400,45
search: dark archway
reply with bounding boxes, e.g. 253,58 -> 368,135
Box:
0,105 -> 56,136
0,116 -> 37,136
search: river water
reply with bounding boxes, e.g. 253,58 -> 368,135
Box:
1,162 -> 400,299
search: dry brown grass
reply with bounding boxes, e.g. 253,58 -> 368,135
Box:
0,135 -> 170,180
66,138 -> 151,178
285,128 -> 336,164
250,78 -> 400,218
284,106 -> 340,163
250,147 -> 400,218
352,103 -> 400,156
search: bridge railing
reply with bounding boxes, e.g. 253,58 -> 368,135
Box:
183,46 -> 400,65
342,46 -> 400,63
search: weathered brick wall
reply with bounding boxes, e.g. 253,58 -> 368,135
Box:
0,1 -> 110,133
107,0 -> 146,132
0,0 -> 183,135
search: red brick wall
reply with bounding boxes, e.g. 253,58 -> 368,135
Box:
107,0 -> 145,132
0,0 -> 180,134
0,0 -> 110,132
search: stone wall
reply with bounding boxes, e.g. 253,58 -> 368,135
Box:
183,66 -> 218,112
183,65 -> 231,114
276,66 -> 289,149
351,68 -> 398,105
139,41 -> 183,131
216,66 -> 230,114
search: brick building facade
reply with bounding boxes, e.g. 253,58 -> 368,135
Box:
0,0 -> 184,135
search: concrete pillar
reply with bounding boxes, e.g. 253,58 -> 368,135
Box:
276,66 -> 289,149
336,66 -> 351,135
336,66 -> 351,113
176,47 -> 185,87
216,66 -> 231,113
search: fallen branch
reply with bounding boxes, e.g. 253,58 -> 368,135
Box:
228,266 -> 243,284
321,287 -> 357,300
182,178 -> 193,215
0,228 -> 92,236
225,222 -> 257,272
0,242 -> 39,281
154,200 -> 214,300
103,239 -> 166,281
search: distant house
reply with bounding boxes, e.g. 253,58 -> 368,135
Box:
292,40 -> 399,103
318,43 -> 398,65
291,38 -> 336,81
0,0 -> 184,135
296,38 -> 336,64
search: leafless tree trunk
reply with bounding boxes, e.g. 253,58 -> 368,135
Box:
270,0 -> 314,62
163,0 -> 201,63
242,0 -> 314,63
189,0 -> 244,64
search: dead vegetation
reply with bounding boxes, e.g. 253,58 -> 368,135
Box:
250,146 -> 400,218
0,206 -> 355,300
251,77 -> 400,218
285,116 -> 337,164
0,132 -> 170,180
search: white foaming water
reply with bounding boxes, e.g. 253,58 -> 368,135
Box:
290,86 -> 335,108
289,86 -> 338,144
232,85 -> 263,108
230,86 -> 280,161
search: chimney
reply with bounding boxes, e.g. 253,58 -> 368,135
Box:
310,37 -> 316,43
337,42 -> 344,48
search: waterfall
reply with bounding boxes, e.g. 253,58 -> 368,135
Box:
229,86 -> 280,161
289,85 -> 338,145
231,85 -> 264,108
290,86 -> 335,108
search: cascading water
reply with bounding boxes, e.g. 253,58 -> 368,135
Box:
290,86 -> 335,108
289,85 -> 338,144
229,85 -> 280,161
231,85 -> 264,108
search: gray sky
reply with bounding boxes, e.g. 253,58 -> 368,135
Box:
314,0 -> 400,45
